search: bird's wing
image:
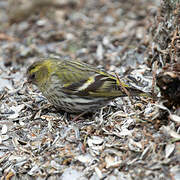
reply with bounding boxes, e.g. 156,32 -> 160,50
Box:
55,60 -> 123,97
54,59 -> 145,97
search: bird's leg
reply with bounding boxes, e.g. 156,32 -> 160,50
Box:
72,111 -> 88,121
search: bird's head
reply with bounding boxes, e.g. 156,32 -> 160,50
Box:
26,60 -> 51,87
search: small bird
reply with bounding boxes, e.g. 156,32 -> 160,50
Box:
27,58 -> 147,113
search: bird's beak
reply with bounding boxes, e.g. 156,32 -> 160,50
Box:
26,74 -> 33,83
23,75 -> 33,87
23,80 -> 29,88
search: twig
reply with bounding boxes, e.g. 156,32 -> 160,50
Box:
152,60 -> 158,99
170,28 -> 178,63
115,73 -> 134,105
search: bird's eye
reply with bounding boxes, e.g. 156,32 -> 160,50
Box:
31,73 -> 36,79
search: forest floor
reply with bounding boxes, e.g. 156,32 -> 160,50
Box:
0,0 -> 179,179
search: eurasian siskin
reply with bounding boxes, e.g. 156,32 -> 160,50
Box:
27,58 -> 147,113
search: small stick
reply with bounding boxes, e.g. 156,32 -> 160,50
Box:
115,73 -> 134,105
170,28 -> 178,63
152,61 -> 158,99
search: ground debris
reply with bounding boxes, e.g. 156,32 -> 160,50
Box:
0,0 -> 179,179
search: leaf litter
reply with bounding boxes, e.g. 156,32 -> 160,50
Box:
0,0 -> 179,179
